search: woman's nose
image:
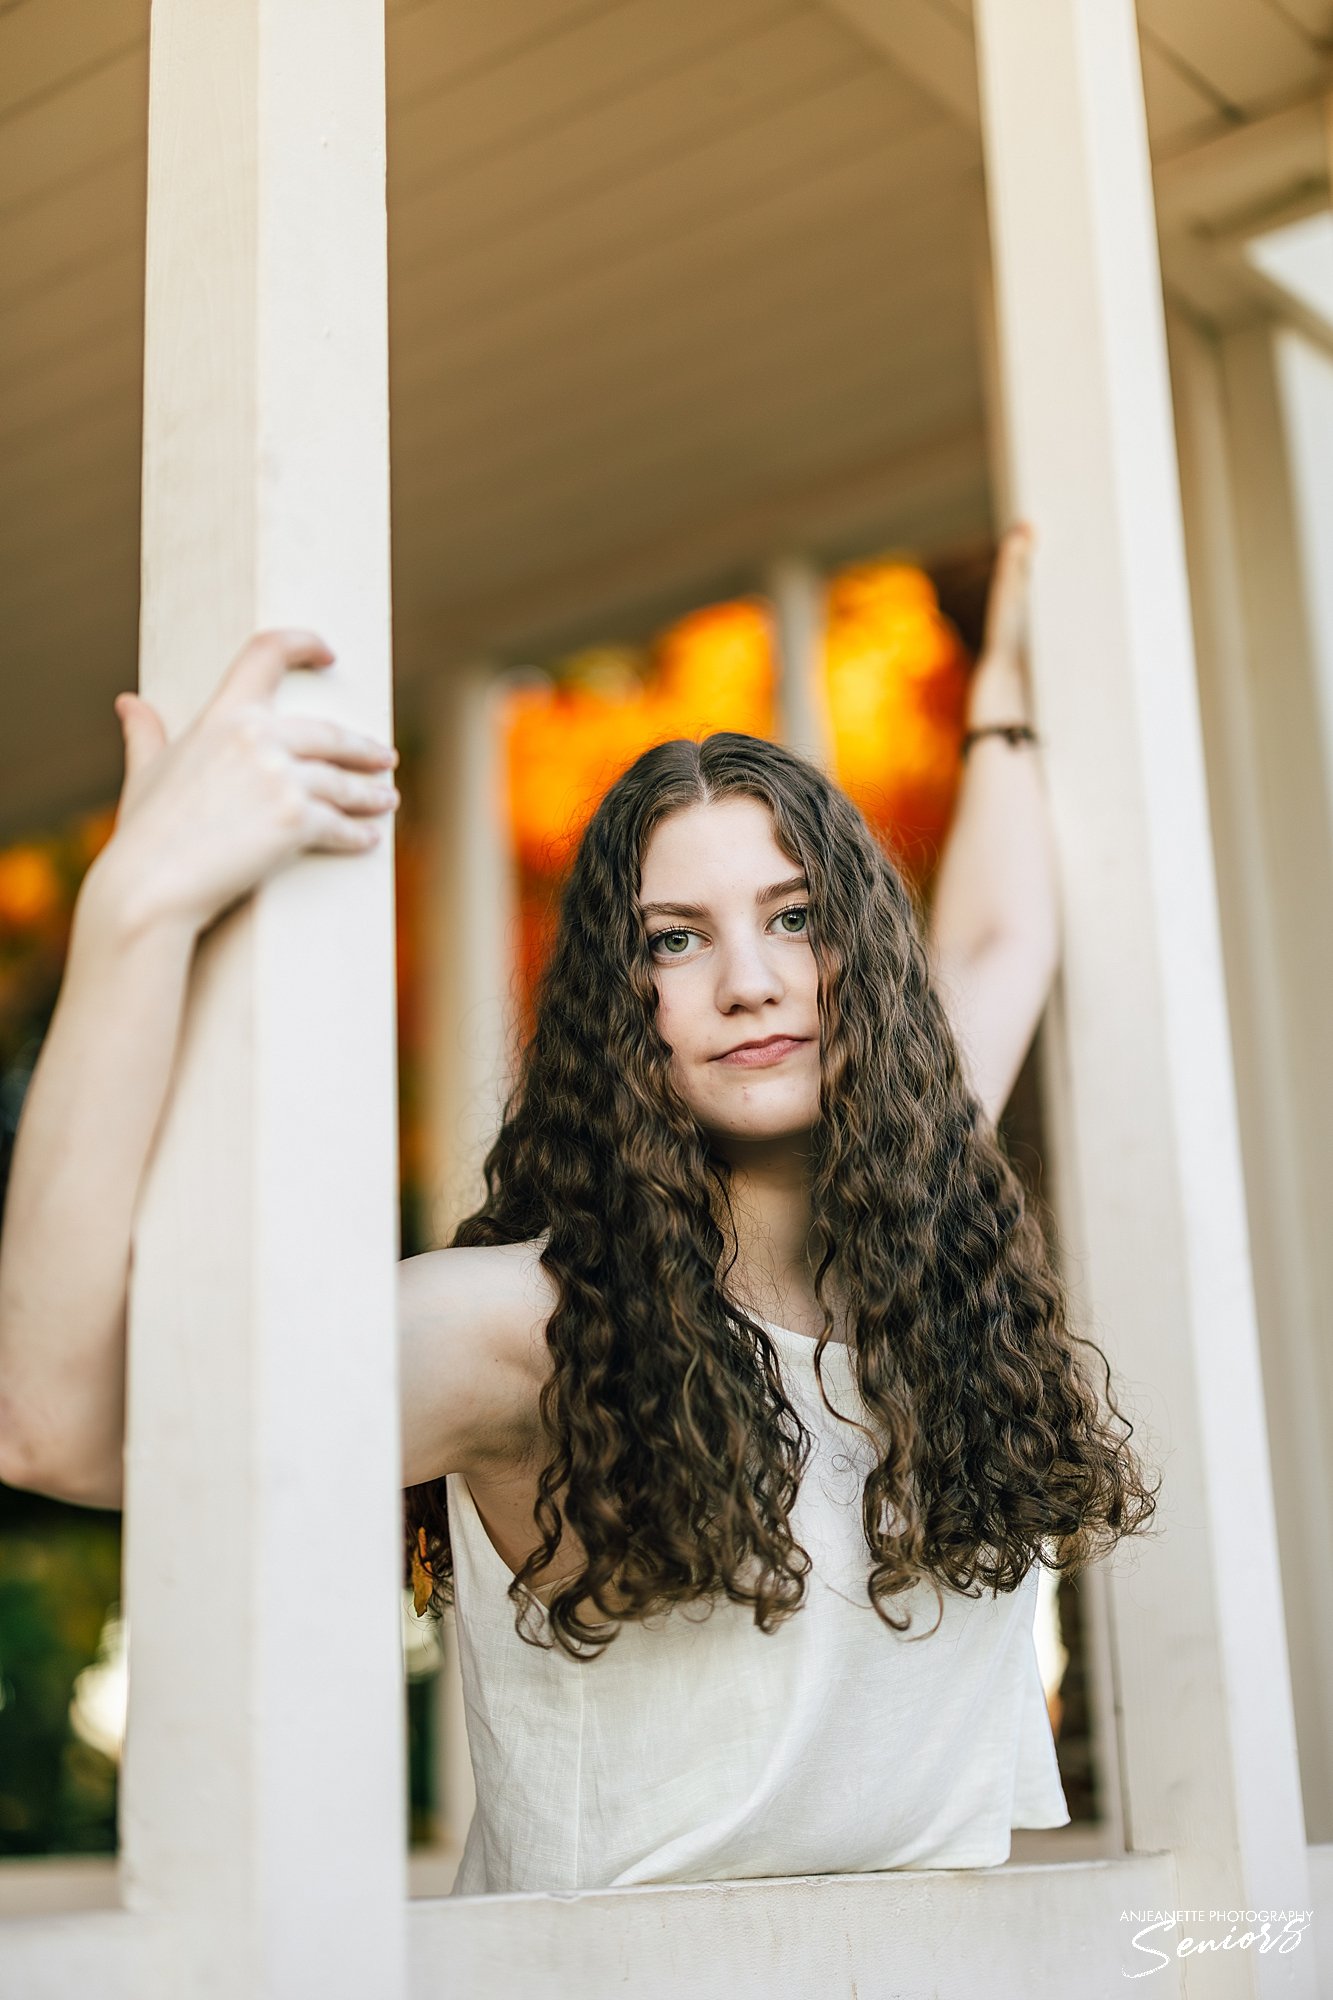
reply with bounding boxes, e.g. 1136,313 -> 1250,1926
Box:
713,935 -> 784,1012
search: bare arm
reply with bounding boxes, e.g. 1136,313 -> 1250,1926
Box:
0,878 -> 195,1504
0,631 -> 399,1504
927,526 -> 1061,1127
398,1238 -> 556,1487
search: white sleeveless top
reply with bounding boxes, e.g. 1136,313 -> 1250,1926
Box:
446,1318 -> 1069,1895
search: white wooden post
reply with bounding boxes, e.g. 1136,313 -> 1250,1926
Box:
766,556 -> 833,771
973,1 -> 1313,1986
1169,310 -> 1333,1847
1248,341 -> 1333,1830
1268,329 -> 1333,862
123,3 -> 405,1995
974,245 -> 1126,1859
418,661 -> 516,1873
422,663 -> 518,1243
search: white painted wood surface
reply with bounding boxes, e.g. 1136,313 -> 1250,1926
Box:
1137,0 -> 1321,111
399,422 -> 992,676
1137,32 -> 1228,150
117,3 -> 406,1995
417,663 -> 517,1877
11,1847 -> 1329,1997
821,0 -> 981,131
12,1 -> 1321,825
1170,314 -> 1333,1847
973,0 -> 1314,1991
420,661 -> 520,1241
1310,1841 -> 1333,1992
1272,329 -> 1333,843
0,1857 -> 1177,1998
767,554 -> 833,770
973,248 -> 1132,1868
1,5 -> 1330,1995
418,1855 -> 1179,1999
1154,100 -> 1333,335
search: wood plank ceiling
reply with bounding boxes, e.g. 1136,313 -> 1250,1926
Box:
1,0 -> 1330,835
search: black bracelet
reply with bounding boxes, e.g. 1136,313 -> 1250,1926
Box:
960,722 -> 1039,758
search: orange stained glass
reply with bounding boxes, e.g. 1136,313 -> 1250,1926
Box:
823,558 -> 970,888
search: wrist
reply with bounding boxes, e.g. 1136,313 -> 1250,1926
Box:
75,842 -> 203,957
966,650 -> 1030,731
960,722 -> 1040,762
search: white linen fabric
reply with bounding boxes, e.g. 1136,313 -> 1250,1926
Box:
446,1316 -> 1070,1895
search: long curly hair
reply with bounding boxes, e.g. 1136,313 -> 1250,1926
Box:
405,732 -> 1157,1658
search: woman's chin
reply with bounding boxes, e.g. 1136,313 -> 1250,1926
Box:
699,1105 -> 819,1153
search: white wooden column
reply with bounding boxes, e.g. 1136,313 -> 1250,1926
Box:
1170,311 -> 1333,1847
1269,329 -> 1333,861
417,660 -> 517,1875
975,246 -> 1127,1859
422,662 -> 518,1243
124,5 -> 405,1996
765,556 -> 833,771
973,2 -> 1313,1987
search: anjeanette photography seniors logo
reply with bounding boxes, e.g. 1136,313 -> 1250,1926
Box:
1120,1908 -> 1313,1978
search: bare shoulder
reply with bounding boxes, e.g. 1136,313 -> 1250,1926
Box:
397,1236 -> 557,1487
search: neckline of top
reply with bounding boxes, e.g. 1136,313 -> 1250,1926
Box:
755,1315 -> 853,1354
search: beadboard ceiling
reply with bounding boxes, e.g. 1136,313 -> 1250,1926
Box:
1,0 -> 1331,836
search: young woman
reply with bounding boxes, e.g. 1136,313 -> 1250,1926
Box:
0,527 -> 1154,1896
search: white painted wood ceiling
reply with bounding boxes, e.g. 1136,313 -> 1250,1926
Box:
1,0 -> 1330,835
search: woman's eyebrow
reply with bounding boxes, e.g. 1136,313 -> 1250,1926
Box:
638,875 -> 808,920
638,898 -> 709,920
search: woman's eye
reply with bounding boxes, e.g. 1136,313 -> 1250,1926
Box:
650,929 -> 695,958
773,905 -> 809,935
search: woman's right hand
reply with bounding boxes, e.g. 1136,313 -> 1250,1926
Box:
89,629 -> 400,939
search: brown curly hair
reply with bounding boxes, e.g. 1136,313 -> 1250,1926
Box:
405,732 -> 1157,1658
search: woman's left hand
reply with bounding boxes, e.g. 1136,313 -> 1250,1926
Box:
979,522 -> 1035,670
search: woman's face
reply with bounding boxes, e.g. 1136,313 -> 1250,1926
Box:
637,795 -> 822,1153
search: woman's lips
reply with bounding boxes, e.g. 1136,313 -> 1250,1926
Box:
712,1036 -> 810,1068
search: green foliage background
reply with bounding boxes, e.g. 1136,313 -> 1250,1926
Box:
0,1489 -> 121,1855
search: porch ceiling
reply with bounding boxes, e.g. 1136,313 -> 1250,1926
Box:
1,0 -> 1331,838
